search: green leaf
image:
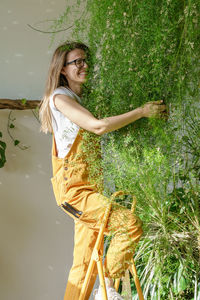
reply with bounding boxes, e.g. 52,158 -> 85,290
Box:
21,98 -> 27,105
0,141 -> 6,150
9,123 -> 15,128
182,136 -> 189,142
178,276 -> 187,292
14,140 -> 20,146
0,133 -> 6,167
0,150 -> 6,167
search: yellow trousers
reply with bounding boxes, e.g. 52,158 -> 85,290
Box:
51,130 -> 143,300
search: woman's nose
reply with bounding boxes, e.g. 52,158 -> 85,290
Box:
83,60 -> 88,68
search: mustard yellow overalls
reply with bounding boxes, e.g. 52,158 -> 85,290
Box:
51,129 -> 143,300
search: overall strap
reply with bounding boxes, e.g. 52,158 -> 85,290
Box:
52,133 -> 58,157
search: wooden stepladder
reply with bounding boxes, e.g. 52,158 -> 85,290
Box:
79,192 -> 144,300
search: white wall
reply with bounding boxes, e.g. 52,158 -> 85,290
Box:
0,0 -> 75,99
0,1 -> 91,299
0,110 -> 74,300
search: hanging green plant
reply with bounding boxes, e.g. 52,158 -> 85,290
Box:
52,0 -> 200,298
7,111 -> 28,149
0,98 -> 40,168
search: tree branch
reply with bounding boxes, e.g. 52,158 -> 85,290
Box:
0,99 -> 40,110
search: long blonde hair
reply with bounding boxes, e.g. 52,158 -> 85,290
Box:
39,41 -> 89,133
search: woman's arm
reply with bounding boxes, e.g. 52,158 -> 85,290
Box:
54,94 -> 166,135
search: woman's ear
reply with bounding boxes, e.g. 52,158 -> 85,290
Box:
61,67 -> 66,76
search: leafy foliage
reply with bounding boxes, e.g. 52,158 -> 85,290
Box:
54,0 -> 200,298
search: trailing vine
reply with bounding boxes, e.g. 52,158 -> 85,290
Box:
7,111 -> 29,149
0,98 -> 40,167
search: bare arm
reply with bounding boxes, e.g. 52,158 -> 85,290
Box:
54,94 -> 166,135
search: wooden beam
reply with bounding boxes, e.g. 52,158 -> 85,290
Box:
0,99 -> 40,110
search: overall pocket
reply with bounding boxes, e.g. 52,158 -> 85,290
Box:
51,167 -> 65,206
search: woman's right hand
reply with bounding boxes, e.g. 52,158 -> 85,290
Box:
142,100 -> 167,118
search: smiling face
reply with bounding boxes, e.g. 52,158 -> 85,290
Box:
61,48 -> 88,88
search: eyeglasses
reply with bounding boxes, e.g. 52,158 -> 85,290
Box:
66,58 -> 87,68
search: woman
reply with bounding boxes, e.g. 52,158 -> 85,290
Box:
39,41 -> 166,300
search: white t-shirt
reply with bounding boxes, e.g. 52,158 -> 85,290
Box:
49,86 -> 81,158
